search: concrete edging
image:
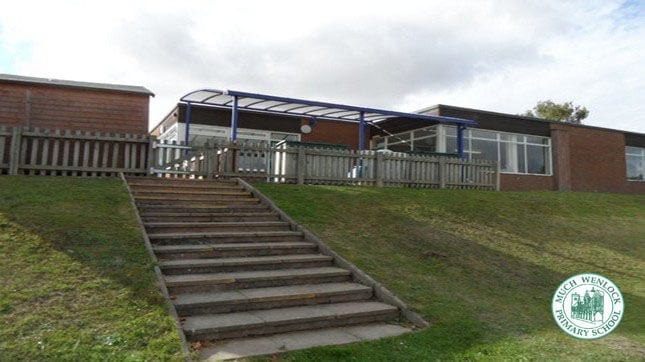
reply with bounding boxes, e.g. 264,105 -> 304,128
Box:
119,173 -> 192,361
236,178 -> 429,329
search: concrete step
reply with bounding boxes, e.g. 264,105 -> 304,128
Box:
165,267 -> 352,294
138,204 -> 270,214
141,212 -> 280,223
154,242 -> 318,259
199,323 -> 412,361
145,221 -> 292,234
182,301 -> 399,341
159,254 -> 333,274
173,283 -> 372,316
149,230 -> 305,245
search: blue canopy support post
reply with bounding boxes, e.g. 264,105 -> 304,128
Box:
230,95 -> 239,143
457,125 -> 466,159
184,102 -> 192,155
358,111 -> 366,151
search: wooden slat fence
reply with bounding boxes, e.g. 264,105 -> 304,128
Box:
0,126 -> 150,176
0,126 -> 499,190
158,141 -> 500,190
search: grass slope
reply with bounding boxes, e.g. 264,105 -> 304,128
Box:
255,184 -> 645,361
0,177 -> 183,361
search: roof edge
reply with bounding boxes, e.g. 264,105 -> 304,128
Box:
0,73 -> 154,96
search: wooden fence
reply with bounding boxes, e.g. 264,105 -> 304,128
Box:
0,126 -> 150,176
0,126 -> 499,190
156,141 -> 500,190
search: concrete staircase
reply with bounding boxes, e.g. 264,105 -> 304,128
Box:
125,176 -> 413,360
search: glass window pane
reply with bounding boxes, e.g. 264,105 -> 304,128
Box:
626,154 -> 644,180
471,139 -> 498,162
413,129 -> 436,139
445,127 -> 457,137
526,135 -> 548,145
446,137 -> 457,154
471,129 -> 497,140
389,143 -> 412,153
500,142 -> 516,172
527,145 -> 548,174
626,146 -> 643,155
413,136 -> 436,152
374,137 -> 386,149
517,144 -> 526,173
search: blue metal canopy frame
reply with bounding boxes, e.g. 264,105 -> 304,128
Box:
179,89 -> 477,158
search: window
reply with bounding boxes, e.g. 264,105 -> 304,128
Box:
372,125 -> 552,175
626,146 -> 645,181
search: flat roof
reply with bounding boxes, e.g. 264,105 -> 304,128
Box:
0,73 -> 154,96
418,104 -> 645,137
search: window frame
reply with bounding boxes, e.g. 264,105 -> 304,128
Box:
625,146 -> 645,182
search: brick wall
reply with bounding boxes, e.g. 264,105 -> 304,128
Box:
500,174 -> 555,191
551,123 -> 645,194
0,83 -> 149,134
302,119 -> 359,149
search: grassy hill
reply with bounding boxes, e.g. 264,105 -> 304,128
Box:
0,177 -> 183,360
255,184 -> 645,361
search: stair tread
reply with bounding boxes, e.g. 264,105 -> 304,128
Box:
148,230 -> 303,239
141,212 -> 276,217
145,221 -> 288,227
182,301 -> 398,332
198,323 -> 411,360
154,242 -> 316,252
160,254 -> 331,268
164,267 -> 351,286
173,282 -> 371,307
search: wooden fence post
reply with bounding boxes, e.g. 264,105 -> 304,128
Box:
438,157 -> 446,189
375,152 -> 384,187
9,127 -> 22,175
147,136 -> 156,175
297,147 -> 306,185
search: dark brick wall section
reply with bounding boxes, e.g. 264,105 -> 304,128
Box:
565,125 -> 631,192
302,119 -> 359,149
0,83 -> 149,134
500,174 -> 555,191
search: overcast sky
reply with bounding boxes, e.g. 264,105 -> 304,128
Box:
0,0 -> 643,132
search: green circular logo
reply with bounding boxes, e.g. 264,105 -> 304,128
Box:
552,273 -> 624,339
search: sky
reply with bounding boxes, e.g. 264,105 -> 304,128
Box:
0,0 -> 643,132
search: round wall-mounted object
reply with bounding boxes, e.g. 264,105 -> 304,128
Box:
300,124 -> 312,134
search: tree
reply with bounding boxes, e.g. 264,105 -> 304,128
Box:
522,100 -> 589,124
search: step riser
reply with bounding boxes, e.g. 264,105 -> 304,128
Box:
142,215 -> 280,223
156,247 -> 318,259
184,310 -> 399,341
129,185 -> 244,192
126,178 -> 237,186
167,275 -> 352,294
145,225 -> 292,234
133,191 -> 251,198
175,290 -> 372,317
138,206 -> 270,214
134,195 -> 253,202
136,199 -> 260,206
161,260 -> 333,275
151,235 -> 305,245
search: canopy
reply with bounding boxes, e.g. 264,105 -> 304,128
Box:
179,89 -> 475,156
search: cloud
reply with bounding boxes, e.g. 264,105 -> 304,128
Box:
0,0 -> 643,132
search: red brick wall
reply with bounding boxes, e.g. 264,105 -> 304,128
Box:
500,174 -> 555,191
0,83 -> 149,134
302,119 -> 359,149
550,123 -> 644,194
